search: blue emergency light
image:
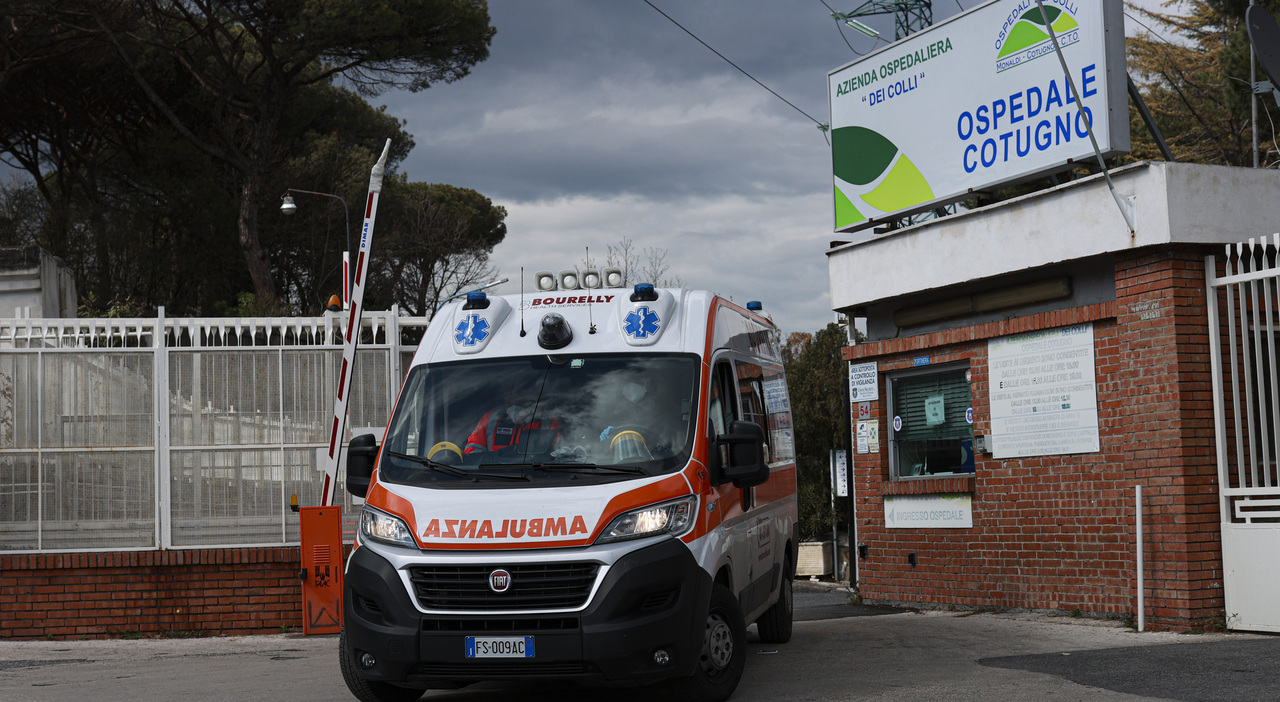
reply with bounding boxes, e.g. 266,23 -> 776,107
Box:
630,283 -> 659,302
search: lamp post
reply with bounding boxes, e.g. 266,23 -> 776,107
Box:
434,278 -> 510,316
281,188 -> 352,308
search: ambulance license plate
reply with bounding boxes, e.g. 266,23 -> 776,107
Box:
465,635 -> 535,658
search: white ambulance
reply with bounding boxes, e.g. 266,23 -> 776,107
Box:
339,278 -> 798,702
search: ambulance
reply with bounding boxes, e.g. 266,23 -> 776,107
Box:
339,274 -> 798,702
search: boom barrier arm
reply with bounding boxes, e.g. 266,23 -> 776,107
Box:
321,138 -> 392,507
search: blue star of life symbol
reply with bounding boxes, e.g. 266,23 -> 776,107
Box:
623,306 -> 661,339
454,314 -> 490,346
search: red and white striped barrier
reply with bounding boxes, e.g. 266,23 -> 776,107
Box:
321,138 -> 392,507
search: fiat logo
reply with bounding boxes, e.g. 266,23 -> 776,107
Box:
488,569 -> 512,593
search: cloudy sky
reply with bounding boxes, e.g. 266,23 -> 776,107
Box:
377,0 -> 1171,337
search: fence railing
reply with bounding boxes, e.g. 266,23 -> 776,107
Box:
0,308 -> 427,553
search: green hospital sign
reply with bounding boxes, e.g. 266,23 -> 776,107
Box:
827,0 -> 1128,231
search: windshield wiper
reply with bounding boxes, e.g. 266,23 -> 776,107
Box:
388,451 -> 530,481
527,462 -> 646,475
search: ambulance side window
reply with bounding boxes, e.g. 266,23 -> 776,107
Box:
708,360 -> 739,480
708,360 -> 737,438
736,362 -> 768,442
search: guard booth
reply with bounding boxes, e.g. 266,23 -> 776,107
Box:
827,161 -> 1280,630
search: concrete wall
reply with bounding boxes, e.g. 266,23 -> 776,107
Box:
828,162 -> 1280,313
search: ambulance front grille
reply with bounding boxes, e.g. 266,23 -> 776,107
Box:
408,563 -> 599,611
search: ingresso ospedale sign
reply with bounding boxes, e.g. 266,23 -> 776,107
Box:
826,0 -> 1128,231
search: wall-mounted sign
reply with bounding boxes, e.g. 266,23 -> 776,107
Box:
827,0 -> 1128,230
832,449 -> 849,497
849,361 -> 879,401
885,493 -> 973,529
988,322 -> 1099,458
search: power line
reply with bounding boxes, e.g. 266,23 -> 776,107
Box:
817,0 -> 878,55
819,0 -> 870,54
640,0 -> 827,129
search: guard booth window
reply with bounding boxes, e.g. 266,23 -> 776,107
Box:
888,364 -> 974,478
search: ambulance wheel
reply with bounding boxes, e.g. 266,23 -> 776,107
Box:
755,557 -> 793,643
339,625 -> 423,702
671,583 -> 746,702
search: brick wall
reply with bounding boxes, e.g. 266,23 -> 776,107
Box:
0,548 -> 305,640
843,245 -> 1224,629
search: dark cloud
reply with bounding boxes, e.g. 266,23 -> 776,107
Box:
385,0 -> 893,203
378,0 -> 968,335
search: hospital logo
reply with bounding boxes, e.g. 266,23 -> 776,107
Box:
995,2 -> 1080,73
831,126 -> 934,229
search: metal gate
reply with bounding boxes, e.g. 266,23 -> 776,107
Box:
1206,237 -> 1280,632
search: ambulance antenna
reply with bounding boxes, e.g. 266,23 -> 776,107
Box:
519,267 -> 527,337
586,246 -> 597,334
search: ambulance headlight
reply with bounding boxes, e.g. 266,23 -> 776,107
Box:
360,507 -> 416,547
596,496 -> 697,543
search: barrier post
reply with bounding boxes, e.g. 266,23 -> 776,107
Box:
300,505 -> 344,635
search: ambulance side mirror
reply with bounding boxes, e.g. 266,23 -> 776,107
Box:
346,432 -> 379,498
715,420 -> 770,488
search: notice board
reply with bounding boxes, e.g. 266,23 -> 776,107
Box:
987,323 -> 1099,459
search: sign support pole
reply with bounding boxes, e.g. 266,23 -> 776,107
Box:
1034,0 -> 1134,235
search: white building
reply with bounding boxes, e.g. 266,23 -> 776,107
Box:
0,246 -> 77,317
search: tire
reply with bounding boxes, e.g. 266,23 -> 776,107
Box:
339,625 -> 424,702
670,582 -> 747,702
755,560 -> 794,644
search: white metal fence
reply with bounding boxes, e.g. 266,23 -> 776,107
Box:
0,309 -> 425,553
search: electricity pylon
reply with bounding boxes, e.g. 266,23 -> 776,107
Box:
832,1 -> 933,42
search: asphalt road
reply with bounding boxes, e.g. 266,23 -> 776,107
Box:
1,584 -> 1276,701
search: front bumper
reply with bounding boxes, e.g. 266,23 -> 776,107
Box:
343,538 -> 712,686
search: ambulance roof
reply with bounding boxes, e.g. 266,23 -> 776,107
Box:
410,287 -> 779,367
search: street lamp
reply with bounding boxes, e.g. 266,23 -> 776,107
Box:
434,278 -> 510,315
281,188 -> 352,308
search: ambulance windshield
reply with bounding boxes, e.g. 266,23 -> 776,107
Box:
378,353 -> 700,486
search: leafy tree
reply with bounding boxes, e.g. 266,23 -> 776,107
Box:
0,177 -> 46,248
0,3 -> 506,317
783,322 -> 862,541
1127,0 -> 1280,166
269,86 -> 416,314
3,0 -> 496,310
0,1 -> 169,297
366,180 -> 508,316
